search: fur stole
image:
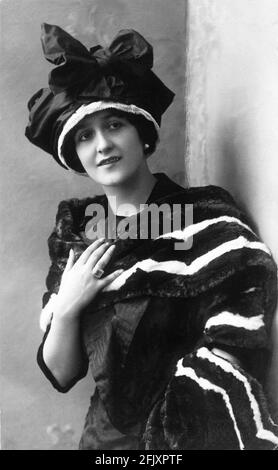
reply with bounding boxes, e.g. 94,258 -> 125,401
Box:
41,182 -> 278,449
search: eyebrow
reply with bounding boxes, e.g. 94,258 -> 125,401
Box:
74,111 -> 125,132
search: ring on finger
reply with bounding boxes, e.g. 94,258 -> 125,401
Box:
92,267 -> 105,279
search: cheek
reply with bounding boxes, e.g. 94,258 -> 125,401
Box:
125,134 -> 144,158
76,144 -> 95,166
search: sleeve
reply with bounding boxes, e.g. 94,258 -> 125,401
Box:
37,324 -> 88,393
143,225 -> 278,450
36,201 -> 89,392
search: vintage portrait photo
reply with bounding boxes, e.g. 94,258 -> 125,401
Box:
1,0 -> 278,452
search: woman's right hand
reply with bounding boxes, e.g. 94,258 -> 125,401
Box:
54,238 -> 123,319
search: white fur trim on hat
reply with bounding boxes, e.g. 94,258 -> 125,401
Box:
57,101 -> 160,172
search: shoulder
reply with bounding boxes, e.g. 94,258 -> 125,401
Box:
165,182 -> 238,209
55,194 -> 107,219
165,183 -> 252,226
46,194 -> 107,261
53,195 -> 106,237
156,174 -> 235,206
183,184 -> 236,204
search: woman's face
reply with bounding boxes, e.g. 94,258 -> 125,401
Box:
73,110 -> 146,186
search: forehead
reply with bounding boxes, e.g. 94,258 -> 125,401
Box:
74,109 -> 128,131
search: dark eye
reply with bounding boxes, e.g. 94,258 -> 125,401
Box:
78,129 -> 93,142
108,120 -> 123,130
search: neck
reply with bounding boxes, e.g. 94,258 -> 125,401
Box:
103,165 -> 157,216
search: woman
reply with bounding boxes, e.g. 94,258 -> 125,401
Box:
26,23 -> 278,450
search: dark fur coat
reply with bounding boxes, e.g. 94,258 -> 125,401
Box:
39,174 -> 278,450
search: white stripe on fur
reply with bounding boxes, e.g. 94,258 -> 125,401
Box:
104,236 -> 270,291
269,416 -> 278,429
205,312 -> 264,332
242,287 -> 258,293
175,359 -> 244,449
158,215 -> 256,241
212,348 -> 241,367
197,347 -> 278,446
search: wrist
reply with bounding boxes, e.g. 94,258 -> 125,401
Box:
53,296 -> 82,321
52,309 -> 81,329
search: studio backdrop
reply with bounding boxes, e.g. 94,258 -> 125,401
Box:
1,0 -> 278,450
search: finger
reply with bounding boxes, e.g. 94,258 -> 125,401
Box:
75,237 -> 106,266
86,243 -> 116,271
64,249 -> 75,273
100,269 -> 124,288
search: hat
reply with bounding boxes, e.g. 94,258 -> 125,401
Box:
25,23 -> 175,174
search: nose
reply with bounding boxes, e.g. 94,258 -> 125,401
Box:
95,130 -> 113,155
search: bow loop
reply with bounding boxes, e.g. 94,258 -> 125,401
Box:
41,23 -> 98,95
108,29 -> 153,69
41,23 -> 92,66
40,24 -> 153,95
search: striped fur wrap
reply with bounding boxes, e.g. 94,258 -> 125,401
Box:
42,183 -> 278,449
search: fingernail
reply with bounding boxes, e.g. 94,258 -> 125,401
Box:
106,242 -> 115,248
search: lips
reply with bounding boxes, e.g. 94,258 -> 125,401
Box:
97,156 -> 122,166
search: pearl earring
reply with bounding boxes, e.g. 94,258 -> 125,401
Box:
144,143 -> 150,150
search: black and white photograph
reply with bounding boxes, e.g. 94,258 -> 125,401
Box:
1,0 -> 278,453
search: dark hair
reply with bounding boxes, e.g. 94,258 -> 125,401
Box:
61,109 -> 159,174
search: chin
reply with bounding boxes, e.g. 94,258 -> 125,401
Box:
93,167 -> 137,187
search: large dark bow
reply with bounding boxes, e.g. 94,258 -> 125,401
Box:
41,23 -> 153,95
